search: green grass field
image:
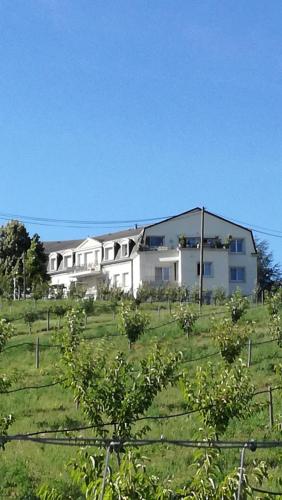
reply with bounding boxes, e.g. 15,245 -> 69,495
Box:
0,298 -> 282,498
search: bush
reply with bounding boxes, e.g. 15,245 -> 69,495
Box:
23,310 -> 38,334
211,317 -> 254,364
118,301 -> 149,348
226,289 -> 249,323
181,360 -> 254,436
213,287 -> 226,306
173,304 -> 198,337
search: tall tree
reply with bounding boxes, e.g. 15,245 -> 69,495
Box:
256,239 -> 281,292
0,221 -> 49,297
0,221 -> 30,296
25,234 -> 48,290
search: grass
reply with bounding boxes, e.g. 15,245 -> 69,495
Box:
1,298 -> 282,496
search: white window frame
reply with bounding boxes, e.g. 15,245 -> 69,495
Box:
230,239 -> 244,253
155,266 -> 170,282
122,272 -> 129,287
64,254 -> 72,269
121,243 -> 128,258
113,274 -> 120,287
104,247 -> 113,261
50,257 -> 56,271
230,267 -> 245,282
94,249 -> 100,264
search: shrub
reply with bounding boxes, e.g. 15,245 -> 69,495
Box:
181,361 -> 254,436
226,289 -> 249,323
118,302 -> 149,348
23,310 -> 38,334
213,286 -> 226,306
211,317 -> 254,364
173,304 -> 198,337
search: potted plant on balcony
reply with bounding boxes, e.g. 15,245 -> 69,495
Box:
223,235 -> 232,249
214,236 -> 223,248
178,233 -> 186,248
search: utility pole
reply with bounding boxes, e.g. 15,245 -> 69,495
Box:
198,206 -> 205,310
22,252 -> 26,300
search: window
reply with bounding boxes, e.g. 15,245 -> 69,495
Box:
122,272 -> 129,287
113,274 -> 120,287
230,267 -> 245,282
197,262 -> 213,277
146,235 -> 165,248
230,239 -> 244,253
50,258 -> 56,271
77,254 -> 83,266
64,255 -> 72,268
104,247 -> 113,261
85,252 -> 93,266
94,250 -> 99,264
155,267 -> 170,282
121,243 -> 128,257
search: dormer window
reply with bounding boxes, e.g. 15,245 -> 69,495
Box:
64,255 -> 72,268
121,243 -> 128,257
104,247 -> 113,261
50,257 -> 56,271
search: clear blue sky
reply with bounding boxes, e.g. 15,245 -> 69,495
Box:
0,1 -> 281,263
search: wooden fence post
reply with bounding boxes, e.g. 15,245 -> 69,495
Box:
268,385 -> 274,428
247,339 -> 252,368
35,337 -> 40,369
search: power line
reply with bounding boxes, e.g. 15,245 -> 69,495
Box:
1,208 -> 282,237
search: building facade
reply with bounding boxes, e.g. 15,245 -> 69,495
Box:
44,208 -> 257,298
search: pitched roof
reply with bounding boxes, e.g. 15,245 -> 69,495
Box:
93,227 -> 144,243
43,228 -> 143,254
43,239 -> 84,254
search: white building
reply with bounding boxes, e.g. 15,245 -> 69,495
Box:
44,208 -> 257,299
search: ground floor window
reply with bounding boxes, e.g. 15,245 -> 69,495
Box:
122,272 -> 129,287
155,267 -> 170,282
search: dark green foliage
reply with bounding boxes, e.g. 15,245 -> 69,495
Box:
25,234 -> 49,292
256,239 -> 282,292
23,310 -> 38,334
0,221 -> 48,297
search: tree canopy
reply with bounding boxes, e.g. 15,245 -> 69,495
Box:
256,239 -> 281,292
0,220 -> 49,298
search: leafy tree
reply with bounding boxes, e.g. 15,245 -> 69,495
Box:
256,239 -> 281,292
23,310 -> 38,335
226,289 -> 249,323
181,361 -> 254,436
173,304 -> 198,338
0,220 -> 31,296
0,221 -> 48,297
118,301 -> 149,348
25,234 -> 49,293
211,317 -> 254,364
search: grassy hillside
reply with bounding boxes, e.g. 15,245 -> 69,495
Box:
0,298 -> 282,497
